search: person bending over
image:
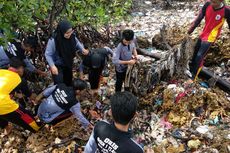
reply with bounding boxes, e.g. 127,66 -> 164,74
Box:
35,79 -> 92,130
80,47 -> 113,94
0,36 -> 46,77
0,58 -> 41,134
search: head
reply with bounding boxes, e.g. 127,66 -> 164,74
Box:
210,0 -> 223,8
9,57 -> 25,76
91,53 -> 103,69
22,36 -> 38,52
110,91 -> 138,125
122,29 -> 134,46
57,20 -> 73,39
72,79 -> 88,97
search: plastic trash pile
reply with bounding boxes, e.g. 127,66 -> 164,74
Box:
135,78 -> 230,152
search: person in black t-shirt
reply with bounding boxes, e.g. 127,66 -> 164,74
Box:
79,47 -> 113,95
85,92 -> 144,153
35,79 -> 92,130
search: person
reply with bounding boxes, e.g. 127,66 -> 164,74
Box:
188,0 -> 230,80
80,47 -> 113,94
0,36 -> 46,76
35,79 -> 92,129
112,29 -> 138,92
45,20 -> 89,86
0,38 -> 39,107
84,91 -> 144,153
0,58 -> 41,134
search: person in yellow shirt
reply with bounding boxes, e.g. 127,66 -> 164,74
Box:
0,58 -> 41,134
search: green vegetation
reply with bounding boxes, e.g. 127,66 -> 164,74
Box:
0,0 -> 132,44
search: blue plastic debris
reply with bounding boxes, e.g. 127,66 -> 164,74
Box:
135,31 -> 145,37
131,12 -> 145,17
209,116 -> 220,125
195,107 -> 204,117
146,48 -> 154,52
200,82 -> 209,88
155,99 -> 163,106
172,129 -> 185,139
96,101 -> 102,109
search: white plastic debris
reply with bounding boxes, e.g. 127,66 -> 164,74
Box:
145,1 -> 152,5
55,138 -> 62,144
167,84 -> 177,89
196,126 -> 209,134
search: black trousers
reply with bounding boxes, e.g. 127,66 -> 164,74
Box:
190,39 -> 212,77
89,68 -> 103,90
115,70 -> 129,92
0,106 -> 40,133
52,66 -> 73,86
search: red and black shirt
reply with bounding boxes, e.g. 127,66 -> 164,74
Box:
189,1 -> 230,42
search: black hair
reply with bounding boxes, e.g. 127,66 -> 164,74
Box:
23,36 -> 38,49
122,29 -> 134,41
72,79 -> 88,90
9,57 -> 25,69
110,91 -> 138,125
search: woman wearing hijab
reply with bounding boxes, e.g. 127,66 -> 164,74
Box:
45,20 -> 89,86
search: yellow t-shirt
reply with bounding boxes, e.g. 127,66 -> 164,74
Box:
0,69 -> 21,115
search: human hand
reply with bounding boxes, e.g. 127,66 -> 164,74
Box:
132,55 -> 137,60
129,59 -> 136,65
50,65 -> 58,75
80,72 -> 85,80
88,124 -> 94,130
29,93 -> 37,104
145,147 -> 154,153
14,92 -> 24,99
82,49 -> 89,55
85,124 -> 94,133
34,93 -> 43,105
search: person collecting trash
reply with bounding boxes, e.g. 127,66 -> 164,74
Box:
35,79 -> 93,130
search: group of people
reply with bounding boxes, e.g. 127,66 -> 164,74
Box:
0,0 -> 229,152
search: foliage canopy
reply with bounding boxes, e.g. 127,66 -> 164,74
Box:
0,0 -> 132,44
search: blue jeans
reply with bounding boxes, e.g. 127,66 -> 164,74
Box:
190,39 -> 212,77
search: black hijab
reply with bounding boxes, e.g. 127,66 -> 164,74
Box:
54,20 -> 77,69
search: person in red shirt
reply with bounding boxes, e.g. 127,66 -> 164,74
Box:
188,0 -> 230,80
